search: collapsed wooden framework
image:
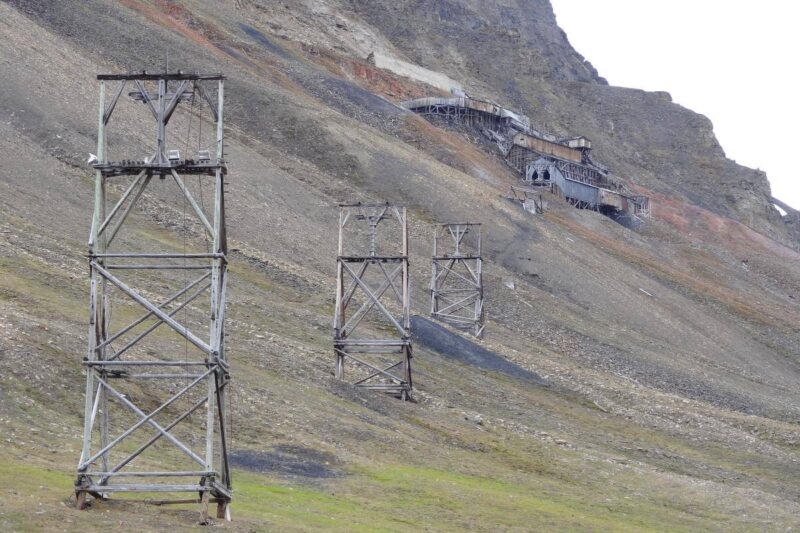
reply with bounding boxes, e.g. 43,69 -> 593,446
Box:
75,72 -> 232,522
632,195 -> 651,218
510,186 -> 546,214
333,204 -> 413,400
431,223 -> 485,337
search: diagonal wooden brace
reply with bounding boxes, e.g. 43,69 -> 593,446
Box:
341,262 -> 406,336
79,369 -> 212,470
342,263 -> 402,336
92,262 -> 213,354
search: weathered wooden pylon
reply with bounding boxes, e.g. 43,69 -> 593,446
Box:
74,72 -> 232,522
333,203 -> 413,400
431,223 -> 484,337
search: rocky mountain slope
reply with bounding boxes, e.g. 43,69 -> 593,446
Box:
1,0 -> 798,530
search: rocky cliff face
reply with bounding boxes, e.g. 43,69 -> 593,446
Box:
348,0 -> 606,85
340,0 -> 791,244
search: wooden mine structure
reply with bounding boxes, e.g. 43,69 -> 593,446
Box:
402,96 -> 651,226
333,203 -> 413,400
400,96 -> 531,132
431,223 -> 485,337
74,72 -> 232,522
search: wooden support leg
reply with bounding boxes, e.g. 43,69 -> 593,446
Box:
335,351 -> 344,380
217,500 -> 230,520
76,490 -> 88,510
200,491 -> 210,525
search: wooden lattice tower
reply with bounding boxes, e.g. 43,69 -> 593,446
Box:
431,223 -> 485,337
74,72 -> 232,522
333,204 -> 413,400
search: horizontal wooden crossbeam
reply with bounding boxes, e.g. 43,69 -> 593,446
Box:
98,72 -> 225,81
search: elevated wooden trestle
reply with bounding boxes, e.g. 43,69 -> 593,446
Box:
333,204 -> 413,400
431,223 -> 484,337
74,72 -> 232,523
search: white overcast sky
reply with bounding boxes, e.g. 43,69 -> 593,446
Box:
551,0 -> 800,210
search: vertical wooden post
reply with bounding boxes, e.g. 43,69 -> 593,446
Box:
475,227 -> 484,337
78,81 -> 106,502
213,79 -> 232,521
96,79 -> 111,477
200,490 -> 210,525
334,208 -> 345,380
401,207 -> 412,397
157,78 -> 167,164
206,79 -> 225,487
430,227 -> 438,316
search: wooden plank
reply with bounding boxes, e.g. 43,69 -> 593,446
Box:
98,73 -> 225,81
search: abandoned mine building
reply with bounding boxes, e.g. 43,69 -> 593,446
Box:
401,95 -> 651,227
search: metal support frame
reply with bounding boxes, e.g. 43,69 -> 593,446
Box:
75,72 -> 232,522
430,223 -> 484,337
333,204 -> 413,400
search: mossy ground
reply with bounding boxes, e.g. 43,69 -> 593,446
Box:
0,457 -> 759,533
